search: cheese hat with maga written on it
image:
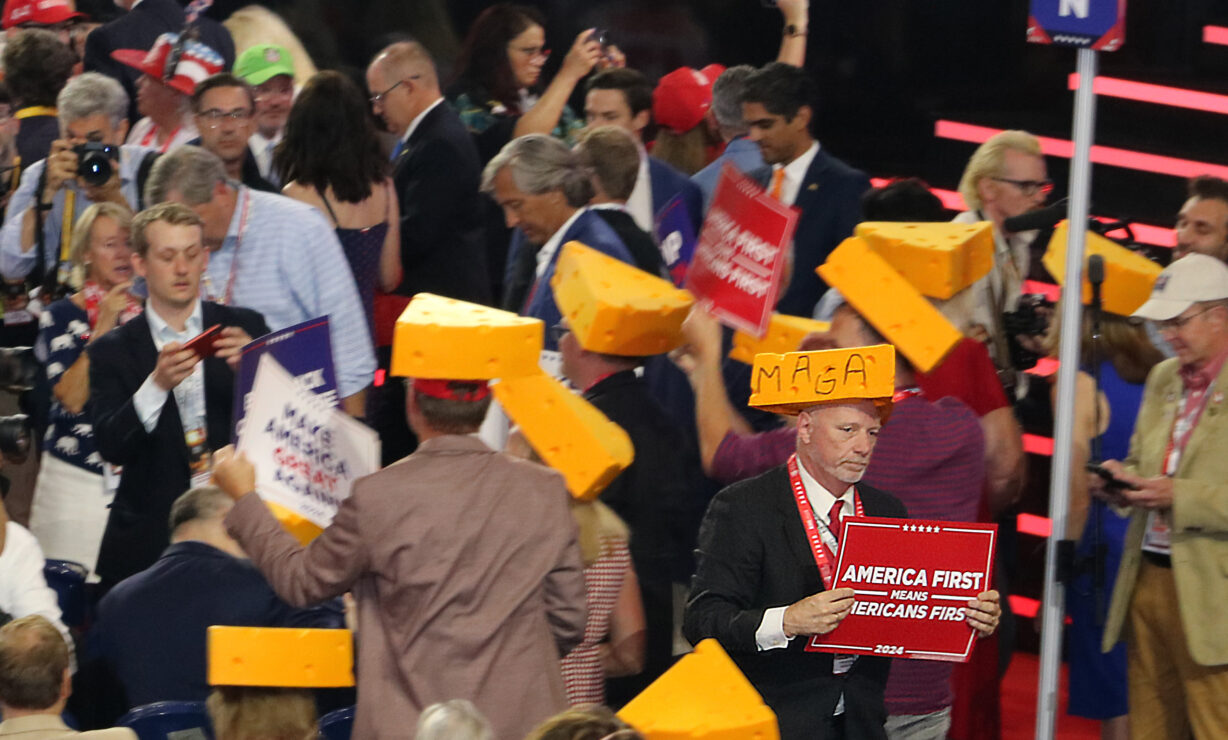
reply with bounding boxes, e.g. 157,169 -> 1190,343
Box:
748,344 -> 895,418
551,241 -> 694,356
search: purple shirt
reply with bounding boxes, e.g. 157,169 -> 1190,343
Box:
711,396 -> 986,715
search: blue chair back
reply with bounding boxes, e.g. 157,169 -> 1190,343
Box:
42,559 -> 87,630
318,705 -> 354,740
118,701 -> 214,740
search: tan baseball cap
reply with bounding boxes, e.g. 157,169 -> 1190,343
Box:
1132,253 -> 1228,321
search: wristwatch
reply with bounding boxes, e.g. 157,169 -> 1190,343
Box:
784,23 -> 808,37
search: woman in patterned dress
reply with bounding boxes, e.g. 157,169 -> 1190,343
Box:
28,203 -> 142,579
560,498 -> 646,706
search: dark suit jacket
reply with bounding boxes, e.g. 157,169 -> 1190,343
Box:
648,156 -> 704,235
88,301 -> 268,584
591,208 -> 665,278
684,467 -> 907,740
83,0 -> 235,124
186,137 -> 276,193
91,541 -> 342,708
503,209 -> 633,350
751,150 -> 870,317
393,102 -> 490,304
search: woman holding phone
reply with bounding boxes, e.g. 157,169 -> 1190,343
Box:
28,202 -> 141,580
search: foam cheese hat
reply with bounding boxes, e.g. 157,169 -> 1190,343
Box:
817,236 -> 962,373
1041,221 -> 1162,317
493,372 -> 634,501
854,221 -> 995,300
748,344 -> 895,418
208,627 -> 354,687
728,313 -> 831,365
619,639 -> 779,739
391,293 -> 543,380
551,241 -> 694,356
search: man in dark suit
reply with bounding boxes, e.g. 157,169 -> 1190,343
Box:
89,486 -> 341,710
584,68 -> 704,239
367,41 -> 489,305
482,135 -> 634,353
683,347 -> 1000,740
82,0 -> 235,124
89,202 -> 267,586
742,62 -> 871,318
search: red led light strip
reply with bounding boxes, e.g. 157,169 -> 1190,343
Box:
1023,433 -> 1054,456
1068,73 -> 1228,115
1204,26 -> 1228,46
866,179 -> 1175,248
935,120 -> 1228,181
1017,512 -> 1053,538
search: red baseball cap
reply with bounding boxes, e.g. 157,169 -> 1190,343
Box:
2,0 -> 85,30
411,378 -> 491,402
652,64 -> 726,135
111,32 -> 224,96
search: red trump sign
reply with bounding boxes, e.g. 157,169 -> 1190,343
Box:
685,164 -> 796,337
806,517 -> 998,662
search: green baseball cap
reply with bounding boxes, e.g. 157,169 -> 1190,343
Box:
234,44 -> 295,85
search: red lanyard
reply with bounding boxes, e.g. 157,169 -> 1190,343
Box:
208,189 -> 252,306
1162,382 -> 1217,476
787,453 -> 863,587
139,123 -> 181,153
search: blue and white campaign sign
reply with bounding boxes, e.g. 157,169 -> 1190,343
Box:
1028,0 -> 1126,51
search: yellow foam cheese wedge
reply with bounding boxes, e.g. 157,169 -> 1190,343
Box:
391,293 -> 543,379
493,372 -> 634,501
728,313 -> 831,365
619,639 -> 779,740
855,221 -> 995,299
551,241 -> 695,356
817,237 -> 961,373
208,626 -> 354,688
1042,221 -> 1162,317
747,345 -> 895,417
263,500 -> 323,546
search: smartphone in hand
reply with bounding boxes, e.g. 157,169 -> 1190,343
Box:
1085,462 -> 1141,491
181,324 -> 223,358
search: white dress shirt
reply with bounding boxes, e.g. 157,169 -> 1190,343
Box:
626,151 -> 654,232
771,141 -> 820,207
249,129 -> 284,185
132,300 -> 205,434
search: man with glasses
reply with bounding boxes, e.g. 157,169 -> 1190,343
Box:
1096,253 -> 1228,738
188,73 -> 275,192
365,41 -> 488,304
233,44 -> 295,188
940,129 -> 1052,382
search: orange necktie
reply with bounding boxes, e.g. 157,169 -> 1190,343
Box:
769,168 -> 787,201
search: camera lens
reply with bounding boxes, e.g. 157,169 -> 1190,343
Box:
0,414 -> 32,462
78,152 -> 113,187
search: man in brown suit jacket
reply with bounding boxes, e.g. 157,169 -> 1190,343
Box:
0,616 -> 136,740
212,378 -> 587,739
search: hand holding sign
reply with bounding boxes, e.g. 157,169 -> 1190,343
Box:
965,590 -> 1002,638
211,445 -> 256,500
783,587 -> 857,637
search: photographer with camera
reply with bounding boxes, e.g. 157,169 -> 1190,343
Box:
0,73 -> 153,290
28,203 -> 140,581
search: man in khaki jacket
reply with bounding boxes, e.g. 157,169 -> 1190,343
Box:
1099,253 -> 1228,739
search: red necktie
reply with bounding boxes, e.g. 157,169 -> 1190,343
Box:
828,500 -> 845,543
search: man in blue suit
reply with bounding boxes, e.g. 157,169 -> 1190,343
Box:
482,135 -> 634,352
743,63 -> 870,318
585,69 -> 704,239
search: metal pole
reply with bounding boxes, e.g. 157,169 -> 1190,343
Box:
1035,47 -> 1099,740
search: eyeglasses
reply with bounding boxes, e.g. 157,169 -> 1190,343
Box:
198,108 -> 253,126
369,76 -> 421,106
509,44 -> 550,61
992,177 -> 1054,197
548,323 -> 570,345
1155,306 -> 1217,333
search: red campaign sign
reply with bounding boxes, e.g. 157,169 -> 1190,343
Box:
806,516 -> 997,663
685,163 -> 797,337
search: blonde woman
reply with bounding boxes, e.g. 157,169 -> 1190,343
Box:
28,203 -> 140,578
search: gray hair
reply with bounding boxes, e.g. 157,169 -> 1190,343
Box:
168,486 -> 233,536
145,145 -> 228,206
481,134 -> 594,208
69,202 -> 133,268
711,65 -> 756,135
416,700 -> 492,740
57,72 -> 130,130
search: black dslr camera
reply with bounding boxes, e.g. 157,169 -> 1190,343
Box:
0,347 -> 38,462
73,142 -> 120,187
1003,293 -> 1055,371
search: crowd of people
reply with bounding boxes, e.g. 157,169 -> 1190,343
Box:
0,0 -> 1224,739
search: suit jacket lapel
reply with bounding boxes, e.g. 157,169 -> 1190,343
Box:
131,312 -> 188,464
791,150 -> 831,214
774,470 -> 829,588
1176,362 -> 1228,472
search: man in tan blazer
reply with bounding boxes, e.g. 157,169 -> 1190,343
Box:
1099,253 -> 1228,739
0,616 -> 136,739
212,377 -> 587,740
